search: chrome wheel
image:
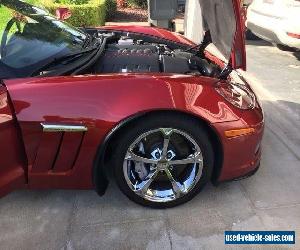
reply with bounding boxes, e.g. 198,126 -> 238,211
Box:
123,128 -> 204,203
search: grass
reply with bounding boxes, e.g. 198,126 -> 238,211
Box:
0,6 -> 12,32
0,0 -> 40,32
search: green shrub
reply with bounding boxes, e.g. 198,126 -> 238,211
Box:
24,0 -> 41,4
43,0 -> 108,27
127,0 -> 147,9
105,0 -> 117,20
54,0 -> 89,4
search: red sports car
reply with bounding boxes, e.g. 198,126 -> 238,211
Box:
0,0 -> 264,208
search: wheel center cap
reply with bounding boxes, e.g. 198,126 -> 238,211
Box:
157,162 -> 169,171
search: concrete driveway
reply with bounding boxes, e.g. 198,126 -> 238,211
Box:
0,41 -> 299,250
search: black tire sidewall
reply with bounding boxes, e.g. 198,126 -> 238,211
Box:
245,29 -> 260,40
113,114 -> 214,208
276,44 -> 298,52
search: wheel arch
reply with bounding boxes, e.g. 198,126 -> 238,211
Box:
92,110 -> 224,196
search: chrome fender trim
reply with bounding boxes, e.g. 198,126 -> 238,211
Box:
41,123 -> 88,132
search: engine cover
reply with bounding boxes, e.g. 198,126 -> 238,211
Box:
95,45 -> 160,73
94,43 -> 219,77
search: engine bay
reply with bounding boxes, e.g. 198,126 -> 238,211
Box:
92,36 -> 220,77
24,31 -> 222,78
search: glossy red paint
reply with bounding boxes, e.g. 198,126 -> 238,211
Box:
0,84 -> 27,196
214,108 -> 264,180
231,0 -> 247,70
3,73 -> 263,191
0,2 -> 261,197
99,25 -> 195,47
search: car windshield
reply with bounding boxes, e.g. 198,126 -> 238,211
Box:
0,0 -> 88,70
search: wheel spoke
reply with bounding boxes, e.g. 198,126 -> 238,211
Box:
168,152 -> 203,166
123,128 -> 205,203
160,128 -> 173,159
164,168 -> 185,197
126,150 -> 158,165
134,171 -> 158,195
162,137 -> 170,159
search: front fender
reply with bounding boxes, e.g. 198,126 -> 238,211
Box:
4,73 -> 242,190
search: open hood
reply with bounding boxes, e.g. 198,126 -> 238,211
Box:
184,0 -> 246,70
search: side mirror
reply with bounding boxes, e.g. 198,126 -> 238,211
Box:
56,7 -> 72,21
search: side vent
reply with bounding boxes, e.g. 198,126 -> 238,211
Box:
32,124 -> 87,173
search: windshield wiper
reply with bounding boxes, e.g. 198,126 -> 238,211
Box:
31,46 -> 97,76
33,34 -> 113,77
81,33 -> 93,48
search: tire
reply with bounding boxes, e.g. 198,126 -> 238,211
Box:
112,113 -> 214,208
276,44 -> 298,52
245,29 -> 260,40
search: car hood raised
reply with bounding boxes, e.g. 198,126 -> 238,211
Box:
184,0 -> 246,70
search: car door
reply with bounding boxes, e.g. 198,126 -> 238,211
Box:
0,83 -> 27,197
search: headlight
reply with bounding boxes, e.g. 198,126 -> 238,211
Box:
215,80 -> 256,110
